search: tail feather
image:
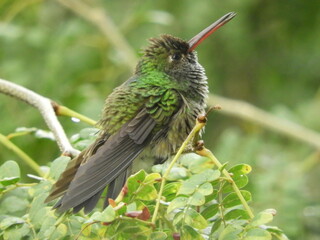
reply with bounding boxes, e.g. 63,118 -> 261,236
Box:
104,168 -> 130,208
73,188 -> 105,214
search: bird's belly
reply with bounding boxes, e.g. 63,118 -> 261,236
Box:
151,109 -> 201,162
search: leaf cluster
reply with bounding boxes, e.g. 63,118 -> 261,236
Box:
0,131 -> 289,239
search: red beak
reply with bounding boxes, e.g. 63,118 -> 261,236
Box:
188,12 -> 236,52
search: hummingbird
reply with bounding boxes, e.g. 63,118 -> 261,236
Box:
45,12 -> 236,213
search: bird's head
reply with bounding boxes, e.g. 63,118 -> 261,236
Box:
136,12 -> 236,84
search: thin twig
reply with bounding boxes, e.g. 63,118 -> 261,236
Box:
0,133 -> 44,177
196,147 -> 254,219
0,78 -> 80,157
209,95 -> 320,150
151,118 -> 206,224
54,104 -> 97,126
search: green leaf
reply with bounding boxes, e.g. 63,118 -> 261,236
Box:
222,190 -> 251,208
180,153 -> 214,173
118,222 -> 150,236
205,189 -> 218,203
218,224 -> 243,240
91,205 -> 116,222
167,197 -> 188,213
264,225 -> 285,235
0,161 -> 20,179
0,184 -> 5,193
264,226 -> 289,240
190,169 -> 221,184
163,182 -> 181,201
49,223 -> 68,240
29,192 -> 49,228
211,218 -> 222,234
201,203 -> 219,219
49,156 -> 70,180
151,164 -> 163,173
223,164 -> 251,193
166,166 -> 188,180
188,191 -> 205,206
117,203 -> 127,216
0,217 -> 24,230
181,225 -> 205,240
144,172 -> 161,183
29,207 -> 50,229
249,210 -> 274,227
68,216 -> 85,234
243,228 -> 272,240
178,181 -> 197,195
37,211 -> 57,239
0,176 -> 20,186
173,211 -> 184,228
1,196 -> 29,213
178,170 -> 220,195
136,185 -> 157,201
127,170 -> 146,194
228,164 -> 252,175
81,222 -> 92,237
224,209 -> 250,220
150,231 -> 167,240
135,200 -> 147,210
223,175 -> 248,193
184,208 -> 208,229
197,182 -> 213,196
180,153 -> 202,167
29,180 -> 52,197
2,223 -> 30,240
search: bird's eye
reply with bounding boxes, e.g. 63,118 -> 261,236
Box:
171,53 -> 182,61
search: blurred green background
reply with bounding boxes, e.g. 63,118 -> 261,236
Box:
0,0 -> 319,239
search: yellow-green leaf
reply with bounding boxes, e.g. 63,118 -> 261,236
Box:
244,228 -> 272,240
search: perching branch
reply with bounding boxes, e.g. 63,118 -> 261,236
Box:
52,102 -> 97,126
209,95 -> 320,150
0,78 -> 81,157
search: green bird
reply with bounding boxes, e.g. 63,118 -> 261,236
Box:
45,12 -> 236,213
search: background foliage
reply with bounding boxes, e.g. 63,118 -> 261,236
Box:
0,0 -> 319,239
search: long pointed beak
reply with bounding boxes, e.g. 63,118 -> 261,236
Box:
188,12 -> 236,52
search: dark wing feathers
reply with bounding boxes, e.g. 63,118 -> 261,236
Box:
104,169 -> 129,208
72,188 -> 104,214
46,89 -> 182,213
128,111 -> 158,144
55,110 -> 156,213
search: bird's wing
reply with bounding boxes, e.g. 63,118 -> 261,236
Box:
55,109 -> 156,212
48,86 -> 182,213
